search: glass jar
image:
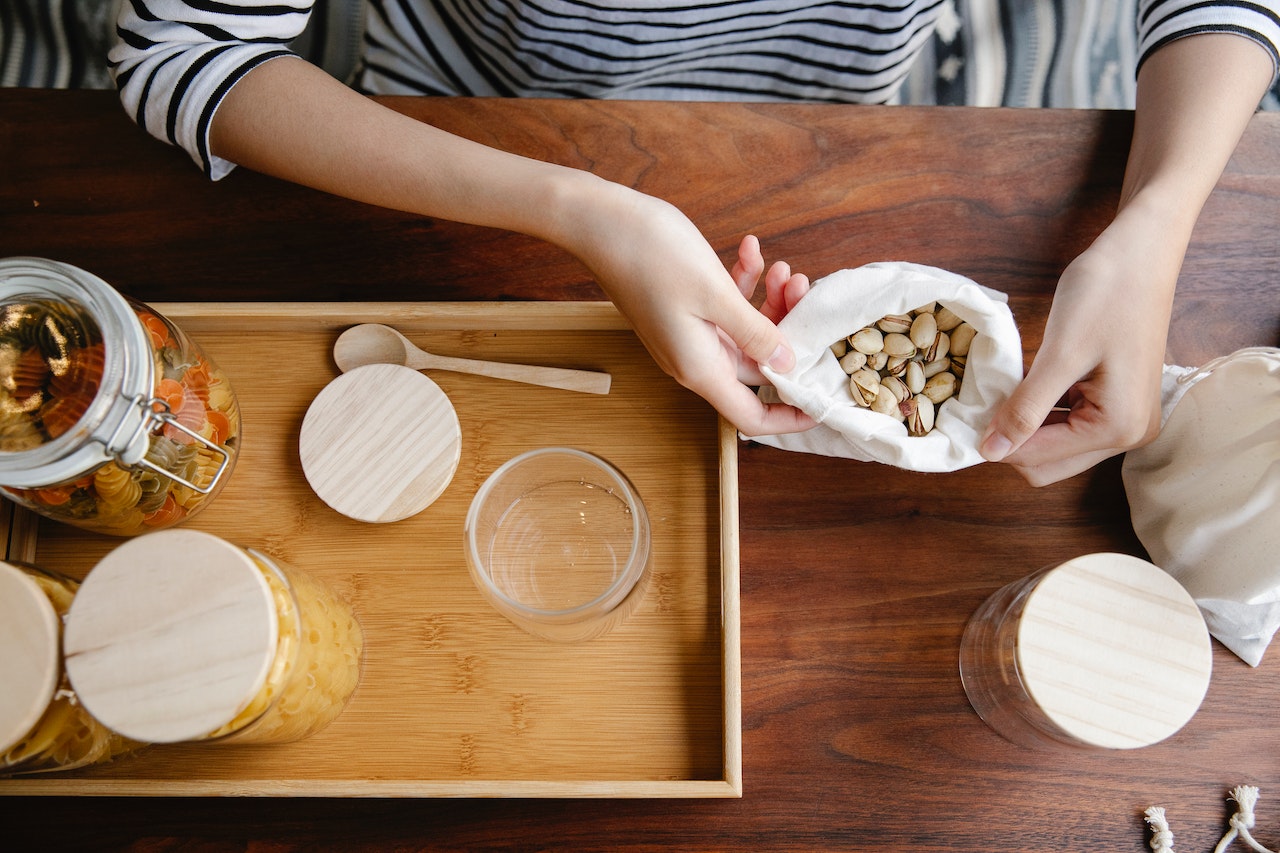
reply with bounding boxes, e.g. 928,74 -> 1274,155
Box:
63,529 -> 364,745
0,257 -> 239,536
0,561 -> 131,775
958,552 -> 1212,750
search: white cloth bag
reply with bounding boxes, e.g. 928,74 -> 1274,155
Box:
1123,347 -> 1280,667
754,262 -> 1023,472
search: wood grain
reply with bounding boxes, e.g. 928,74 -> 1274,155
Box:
0,303 -> 740,798
299,364 -> 462,523
1,90 -> 1278,852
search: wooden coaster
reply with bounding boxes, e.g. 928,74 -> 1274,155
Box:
0,563 -> 60,751
299,364 -> 462,523
1017,552 -> 1212,749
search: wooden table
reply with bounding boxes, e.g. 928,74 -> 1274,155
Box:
2,89 -> 1278,851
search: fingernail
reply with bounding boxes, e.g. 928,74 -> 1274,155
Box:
767,343 -> 794,372
980,431 -> 1013,462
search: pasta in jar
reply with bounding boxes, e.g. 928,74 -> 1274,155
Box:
213,550 -> 364,744
0,562 -> 132,775
0,259 -> 239,536
63,530 -> 363,747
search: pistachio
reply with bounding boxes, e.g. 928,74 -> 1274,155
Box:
869,389 -> 900,417
905,360 -> 926,394
909,313 -> 937,349
921,372 -> 957,404
877,314 -> 913,334
882,333 -> 917,358
933,305 -> 964,332
922,356 -> 951,379
949,322 -> 977,357
907,395 -> 935,436
849,368 -> 880,407
924,330 -> 950,363
880,375 -> 910,404
838,350 -> 868,373
849,327 -> 884,355
830,304 -> 978,436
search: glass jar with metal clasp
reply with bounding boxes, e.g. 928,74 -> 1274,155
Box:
0,258 -> 239,535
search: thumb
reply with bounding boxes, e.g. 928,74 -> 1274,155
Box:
979,369 -> 1065,462
715,294 -> 796,375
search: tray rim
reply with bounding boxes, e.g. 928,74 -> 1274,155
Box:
0,301 -> 742,798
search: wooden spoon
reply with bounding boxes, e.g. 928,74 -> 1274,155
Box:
333,323 -> 612,395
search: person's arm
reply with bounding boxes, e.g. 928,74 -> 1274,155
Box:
979,15 -> 1278,485
112,3 -> 814,435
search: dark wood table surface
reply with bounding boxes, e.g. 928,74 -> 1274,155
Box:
2,88 -> 1278,852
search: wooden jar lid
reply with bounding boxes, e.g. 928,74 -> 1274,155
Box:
63,530 -> 278,744
1017,552 -> 1212,749
299,364 -> 462,523
0,562 -> 60,751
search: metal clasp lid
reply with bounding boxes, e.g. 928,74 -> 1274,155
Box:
103,395 -> 232,495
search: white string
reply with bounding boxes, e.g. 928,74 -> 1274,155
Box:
1146,806 -> 1175,852
1213,786 -> 1277,853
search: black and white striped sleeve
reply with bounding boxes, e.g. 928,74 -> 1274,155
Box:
1138,0 -> 1280,85
110,0 -> 313,179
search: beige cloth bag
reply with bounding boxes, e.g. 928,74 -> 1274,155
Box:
1122,347 -> 1280,667
754,262 -> 1023,472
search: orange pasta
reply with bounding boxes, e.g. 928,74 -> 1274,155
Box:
0,297 -> 240,536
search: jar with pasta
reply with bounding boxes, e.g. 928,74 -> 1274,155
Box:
63,529 -> 364,746
0,257 -> 239,536
1,561 -> 131,775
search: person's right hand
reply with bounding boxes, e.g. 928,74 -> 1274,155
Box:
558,180 -> 815,437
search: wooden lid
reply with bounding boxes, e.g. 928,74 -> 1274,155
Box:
1017,552 -> 1212,749
63,530 -> 278,744
0,562 -> 60,751
299,364 -> 462,523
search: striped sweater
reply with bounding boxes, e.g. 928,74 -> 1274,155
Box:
108,0 -> 1280,178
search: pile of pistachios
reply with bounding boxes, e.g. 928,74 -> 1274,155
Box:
830,302 -> 977,436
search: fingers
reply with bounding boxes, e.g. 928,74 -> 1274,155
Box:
983,355 -> 1161,486
978,359 -> 1075,463
698,378 -> 817,437
729,234 -> 765,299
1003,429 -> 1120,487
760,260 -> 810,324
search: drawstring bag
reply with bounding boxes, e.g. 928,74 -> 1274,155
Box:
754,262 -> 1023,472
1122,347 -> 1280,667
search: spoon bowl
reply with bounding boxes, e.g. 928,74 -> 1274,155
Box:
334,323 -> 612,395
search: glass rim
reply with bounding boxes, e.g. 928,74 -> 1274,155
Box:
463,447 -> 649,621
0,257 -> 154,486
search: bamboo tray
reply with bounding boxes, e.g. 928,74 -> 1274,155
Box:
0,302 -> 741,797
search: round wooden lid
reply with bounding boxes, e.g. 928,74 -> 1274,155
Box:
0,562 -> 61,751
299,364 -> 462,523
1017,552 -> 1212,749
63,530 -> 278,744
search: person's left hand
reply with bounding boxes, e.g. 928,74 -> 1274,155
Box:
978,203 -> 1179,485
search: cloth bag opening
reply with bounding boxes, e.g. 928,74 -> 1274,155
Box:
1123,347 -> 1280,667
754,262 -> 1023,472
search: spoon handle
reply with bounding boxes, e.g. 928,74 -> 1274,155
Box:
411,351 -> 613,395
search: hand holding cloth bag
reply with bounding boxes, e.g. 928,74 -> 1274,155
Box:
1123,347 -> 1280,667
752,262 -> 1023,472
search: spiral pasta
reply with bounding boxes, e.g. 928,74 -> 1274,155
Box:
0,301 -> 240,536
